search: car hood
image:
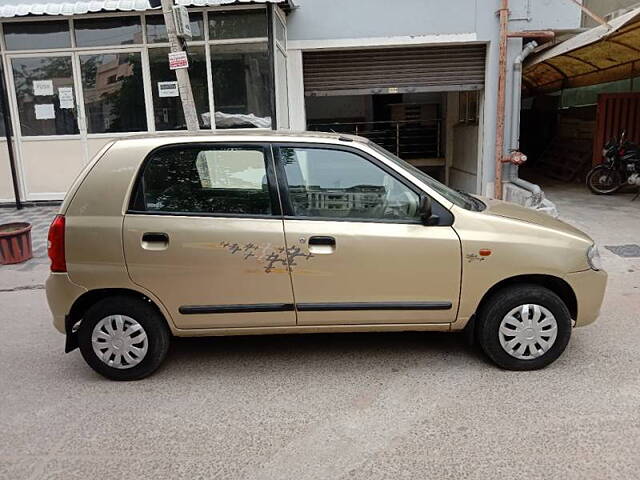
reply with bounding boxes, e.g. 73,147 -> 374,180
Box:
478,197 -> 593,243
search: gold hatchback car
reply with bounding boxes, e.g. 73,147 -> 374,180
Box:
46,132 -> 607,380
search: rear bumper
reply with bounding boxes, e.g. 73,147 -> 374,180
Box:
45,273 -> 86,334
566,269 -> 608,327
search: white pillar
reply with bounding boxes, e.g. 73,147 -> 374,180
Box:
287,49 -> 306,130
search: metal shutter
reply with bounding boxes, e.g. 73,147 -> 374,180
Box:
303,44 -> 486,96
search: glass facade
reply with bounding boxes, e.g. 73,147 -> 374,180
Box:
146,13 -> 204,43
208,10 -> 268,40
11,56 -> 78,136
3,20 -> 71,50
210,43 -> 272,128
1,7 -> 281,138
80,52 -> 147,133
74,16 -> 143,47
148,47 -> 209,130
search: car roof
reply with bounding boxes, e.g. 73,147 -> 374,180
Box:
112,130 -> 368,147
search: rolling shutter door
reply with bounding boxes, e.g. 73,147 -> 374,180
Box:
303,44 -> 486,96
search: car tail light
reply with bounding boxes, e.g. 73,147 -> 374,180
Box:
48,215 -> 66,272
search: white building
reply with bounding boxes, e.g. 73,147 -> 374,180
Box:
0,0 -> 583,204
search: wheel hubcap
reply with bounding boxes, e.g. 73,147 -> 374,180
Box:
91,315 -> 148,369
498,304 -> 558,360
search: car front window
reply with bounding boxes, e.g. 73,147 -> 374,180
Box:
367,142 -> 485,211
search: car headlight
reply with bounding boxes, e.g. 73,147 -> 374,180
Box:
587,244 -> 602,271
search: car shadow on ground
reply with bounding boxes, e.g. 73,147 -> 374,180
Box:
157,331 -> 490,378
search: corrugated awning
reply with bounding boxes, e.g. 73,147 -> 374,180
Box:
523,6 -> 640,95
0,0 -> 293,18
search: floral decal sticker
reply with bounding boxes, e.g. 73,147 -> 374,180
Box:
220,241 -> 314,273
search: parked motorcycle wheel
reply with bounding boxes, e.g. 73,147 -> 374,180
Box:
586,165 -> 623,194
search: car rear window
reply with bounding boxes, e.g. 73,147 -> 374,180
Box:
130,145 -> 274,216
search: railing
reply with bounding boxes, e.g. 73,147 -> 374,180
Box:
307,119 -> 443,160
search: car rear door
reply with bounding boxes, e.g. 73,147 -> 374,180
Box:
123,143 -> 296,330
274,143 -> 461,326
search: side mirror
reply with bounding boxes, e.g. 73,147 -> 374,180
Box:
419,195 -> 440,226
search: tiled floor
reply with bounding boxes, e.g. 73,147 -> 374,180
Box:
0,205 -> 60,271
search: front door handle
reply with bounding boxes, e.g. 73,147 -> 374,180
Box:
308,236 -> 336,254
141,232 -> 169,250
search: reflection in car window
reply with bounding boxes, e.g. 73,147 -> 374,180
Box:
280,147 -> 421,222
134,147 -> 272,215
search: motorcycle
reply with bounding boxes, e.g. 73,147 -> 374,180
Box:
586,131 -> 640,195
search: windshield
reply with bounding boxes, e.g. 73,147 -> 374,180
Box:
367,142 -> 485,211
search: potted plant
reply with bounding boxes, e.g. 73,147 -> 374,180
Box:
0,222 -> 33,265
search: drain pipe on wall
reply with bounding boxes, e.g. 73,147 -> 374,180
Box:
505,40 -> 559,216
507,41 -> 540,197
494,0 -> 554,201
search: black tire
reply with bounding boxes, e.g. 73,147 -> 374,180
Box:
477,285 -> 572,371
586,165 -> 623,194
77,295 -> 171,381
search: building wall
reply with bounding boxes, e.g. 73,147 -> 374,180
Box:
286,0 -> 582,195
582,0 -> 639,27
0,1 -> 585,202
287,0 -> 582,42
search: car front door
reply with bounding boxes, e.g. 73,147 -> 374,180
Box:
123,143 -> 296,330
274,144 -> 461,326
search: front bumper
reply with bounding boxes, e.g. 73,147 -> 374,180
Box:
566,269 -> 608,327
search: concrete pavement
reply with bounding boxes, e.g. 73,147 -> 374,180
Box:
1,183 -> 639,480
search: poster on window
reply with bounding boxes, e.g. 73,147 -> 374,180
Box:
168,51 -> 189,70
58,87 -> 74,109
35,104 -> 55,120
33,80 -> 54,96
158,81 -> 179,98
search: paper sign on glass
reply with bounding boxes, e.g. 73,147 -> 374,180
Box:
33,80 -> 54,96
35,104 -> 55,120
158,81 -> 179,98
58,87 -> 74,109
168,51 -> 189,70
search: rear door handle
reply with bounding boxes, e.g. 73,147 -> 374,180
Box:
141,232 -> 169,250
308,236 -> 336,254
309,236 -> 336,246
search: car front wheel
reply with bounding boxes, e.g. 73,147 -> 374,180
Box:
477,285 -> 572,370
77,296 -> 171,381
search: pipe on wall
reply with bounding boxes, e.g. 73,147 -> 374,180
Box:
494,0 -> 554,200
510,40 -> 537,153
508,41 -> 542,201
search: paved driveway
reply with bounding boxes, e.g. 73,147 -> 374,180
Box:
1,184 -> 639,480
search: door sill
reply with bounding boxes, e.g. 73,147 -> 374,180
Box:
173,322 -> 451,337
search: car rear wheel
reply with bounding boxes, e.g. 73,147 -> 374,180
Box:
77,296 -> 170,381
477,285 -> 572,370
